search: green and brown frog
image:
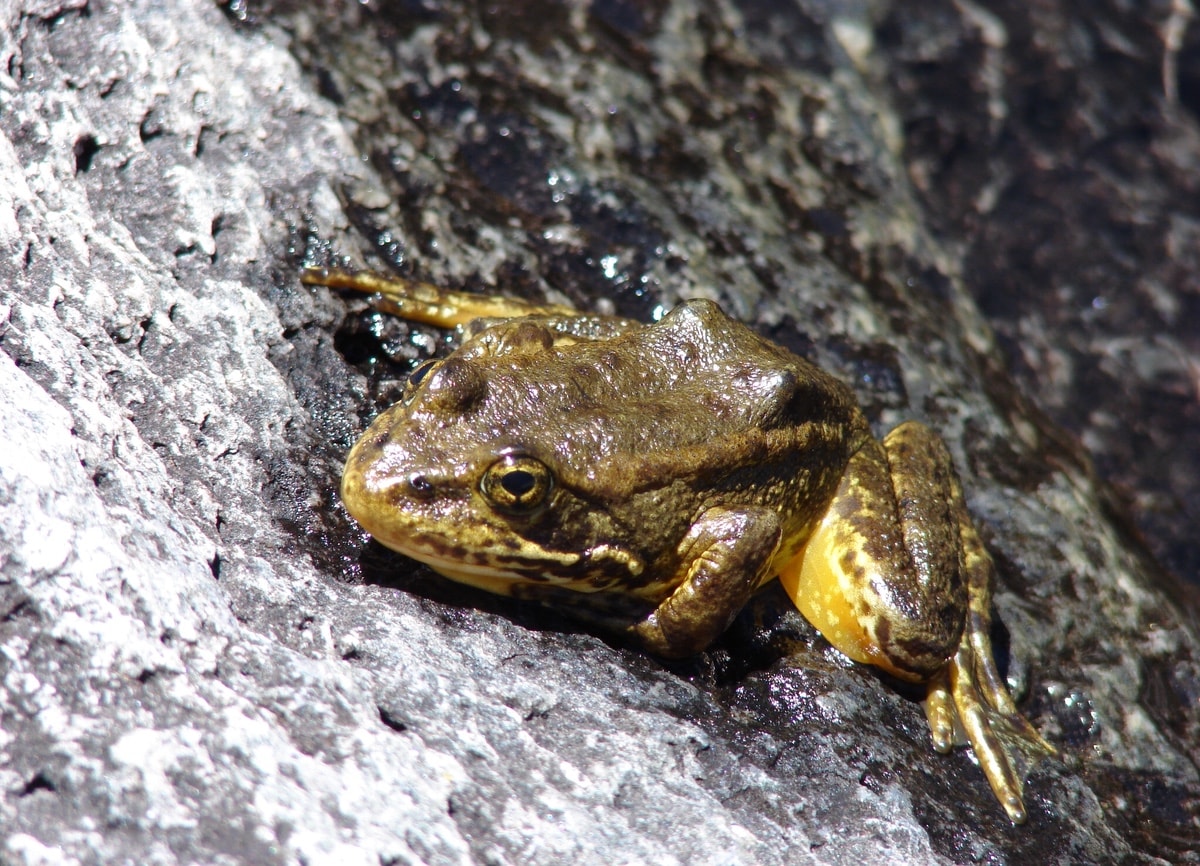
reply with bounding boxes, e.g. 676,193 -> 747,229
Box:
305,266 -> 1055,823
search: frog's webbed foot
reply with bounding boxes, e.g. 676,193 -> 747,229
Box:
631,507 -> 781,659
927,514 -> 1056,824
926,644 -> 1056,824
301,266 -> 578,327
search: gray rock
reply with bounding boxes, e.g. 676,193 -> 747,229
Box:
0,1 -> 1195,865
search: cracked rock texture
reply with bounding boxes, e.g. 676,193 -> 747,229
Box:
0,1 -> 1197,865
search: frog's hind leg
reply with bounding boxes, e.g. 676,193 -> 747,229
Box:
302,266 -> 578,327
779,420 -> 1053,823
779,423 -> 967,683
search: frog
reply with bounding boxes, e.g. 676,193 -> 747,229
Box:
303,266 -> 1056,823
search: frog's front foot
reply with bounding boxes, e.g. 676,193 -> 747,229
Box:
631,506 -> 781,658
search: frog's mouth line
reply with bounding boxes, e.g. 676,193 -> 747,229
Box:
378,534 -> 592,596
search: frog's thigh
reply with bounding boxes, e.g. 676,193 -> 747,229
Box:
631,507 -> 781,659
779,421 -> 967,681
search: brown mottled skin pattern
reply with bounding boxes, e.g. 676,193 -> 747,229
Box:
307,267 -> 1055,824
826,428 -> 969,678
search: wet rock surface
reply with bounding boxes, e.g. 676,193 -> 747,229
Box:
876,0 -> 1200,586
0,1 -> 1196,864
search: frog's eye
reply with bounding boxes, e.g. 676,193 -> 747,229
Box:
402,359 -> 439,402
481,454 -> 553,515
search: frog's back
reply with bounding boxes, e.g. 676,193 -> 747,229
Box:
472,300 -> 864,466
427,299 -> 862,538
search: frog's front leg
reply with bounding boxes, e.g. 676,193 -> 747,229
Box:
779,421 -> 1053,823
631,507 -> 782,658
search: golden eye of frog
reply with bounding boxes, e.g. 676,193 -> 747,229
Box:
304,267 -> 1055,823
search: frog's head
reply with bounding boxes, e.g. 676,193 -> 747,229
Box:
340,328 -> 649,596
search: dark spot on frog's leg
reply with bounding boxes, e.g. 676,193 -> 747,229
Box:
937,594 -> 962,630
488,552 -> 529,566
874,618 -> 941,680
832,489 -> 864,518
896,635 -> 943,664
841,518 -> 887,568
444,544 -> 473,562
873,616 -> 891,653
838,549 -> 866,581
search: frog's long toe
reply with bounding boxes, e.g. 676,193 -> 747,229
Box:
942,642 -> 1056,824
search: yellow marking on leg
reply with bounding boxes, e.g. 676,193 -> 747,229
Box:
778,510 -> 915,682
